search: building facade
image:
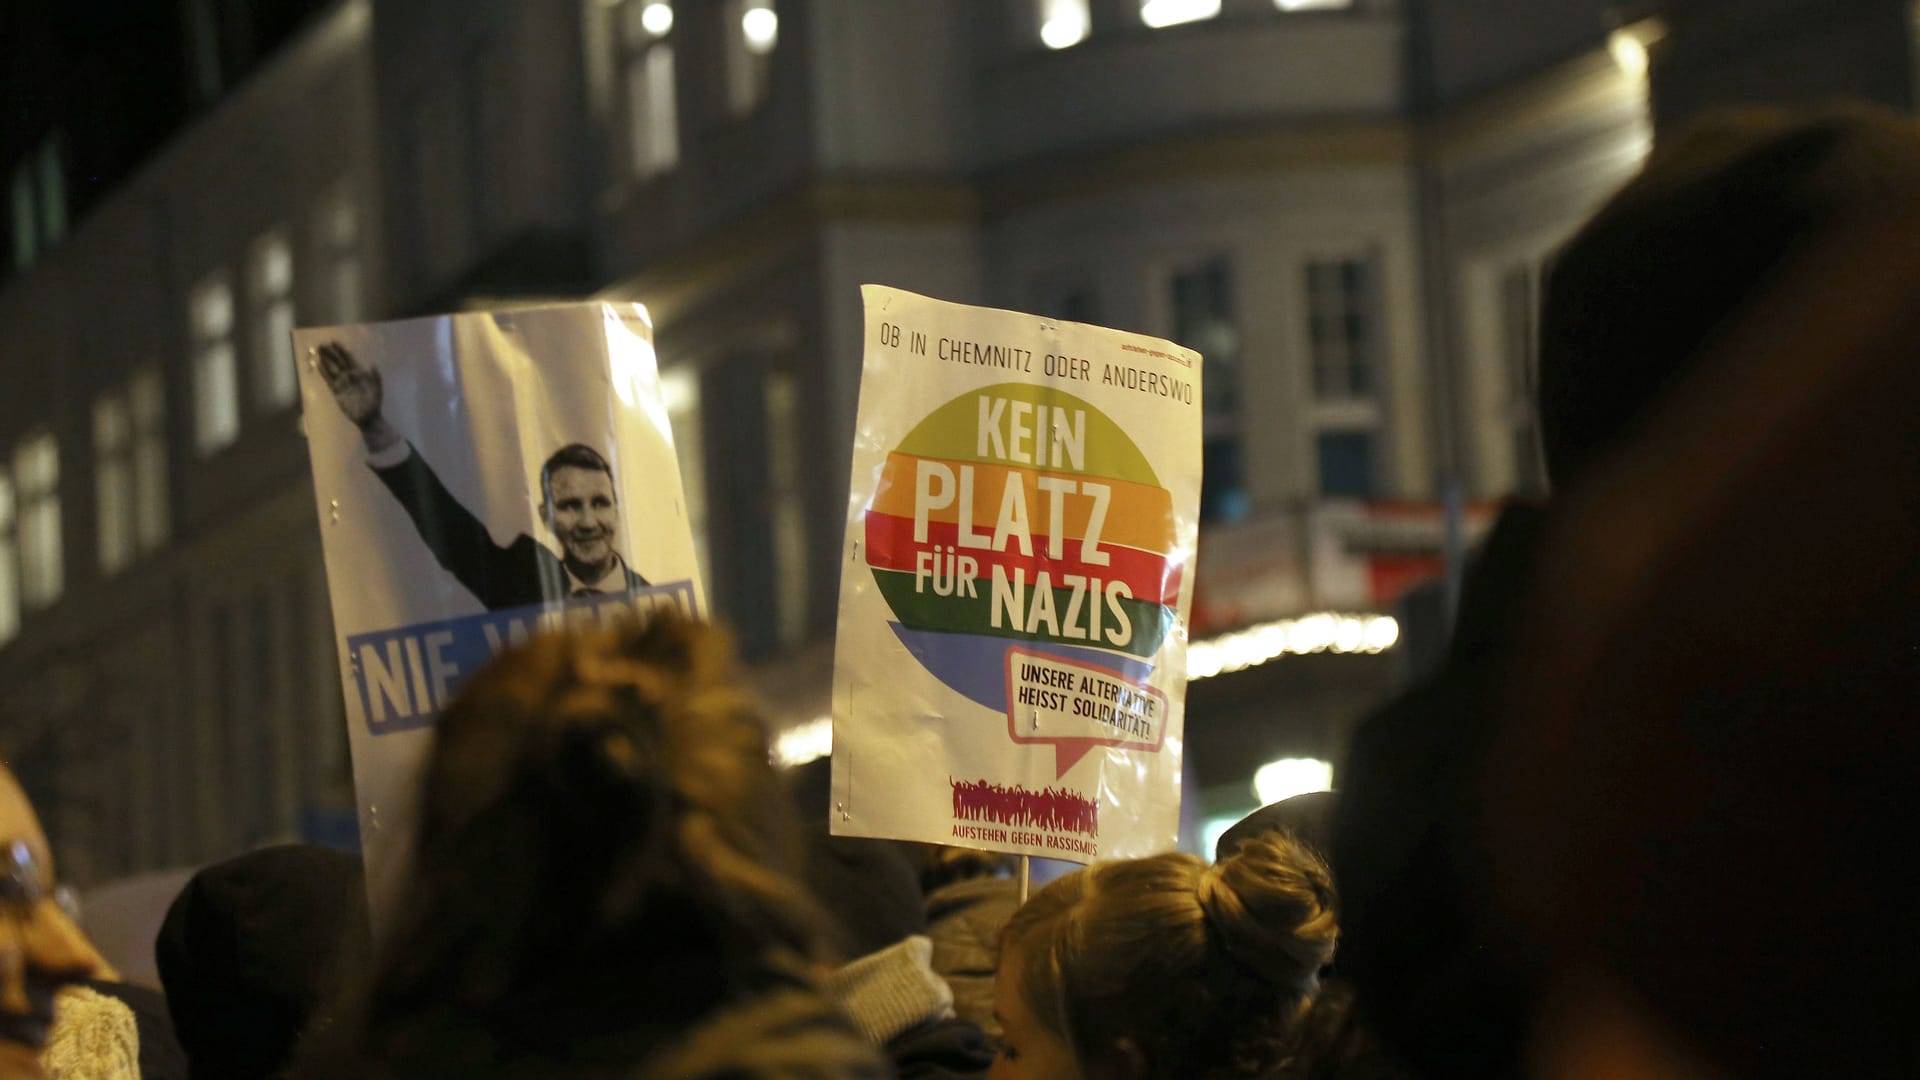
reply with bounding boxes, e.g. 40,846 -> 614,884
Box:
5,0 -> 1891,879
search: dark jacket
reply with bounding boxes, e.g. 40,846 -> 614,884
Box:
1330,502 -> 1546,1079
371,446 -> 646,611
922,877 -> 1017,1041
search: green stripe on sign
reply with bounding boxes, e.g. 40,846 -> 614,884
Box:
871,566 -> 1171,660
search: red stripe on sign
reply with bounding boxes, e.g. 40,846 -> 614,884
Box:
863,511 -> 1183,606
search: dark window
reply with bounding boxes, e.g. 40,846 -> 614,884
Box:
1307,258 -> 1377,400
1174,257 -> 1245,521
1316,430 -> 1376,499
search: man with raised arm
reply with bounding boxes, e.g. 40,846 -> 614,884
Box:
316,341 -> 649,611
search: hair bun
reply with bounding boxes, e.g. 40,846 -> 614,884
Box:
1196,832 -> 1338,993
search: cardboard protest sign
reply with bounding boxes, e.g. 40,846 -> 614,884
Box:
831,286 -> 1202,863
296,303 -> 702,924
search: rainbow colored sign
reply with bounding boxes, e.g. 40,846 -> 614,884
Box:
833,286 -> 1202,862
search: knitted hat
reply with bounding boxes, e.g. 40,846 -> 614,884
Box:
155,845 -> 368,1080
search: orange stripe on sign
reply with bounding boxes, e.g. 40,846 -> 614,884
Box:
870,452 -> 1175,556
863,512 -> 1184,606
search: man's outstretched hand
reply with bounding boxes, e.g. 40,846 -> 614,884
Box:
316,342 -> 402,454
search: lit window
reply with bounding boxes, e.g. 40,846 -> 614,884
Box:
10,165 -> 34,270
0,476 -> 17,645
191,271 -> 240,455
316,181 -> 363,323
622,0 -> 679,179
1500,262 -> 1547,495
95,396 -> 134,574
36,137 -> 65,248
14,432 -> 62,610
1172,257 -> 1246,521
1139,0 -> 1221,29
662,366 -> 710,589
725,0 -> 778,116
1306,258 -> 1376,400
249,229 -> 297,410
1037,0 -> 1090,49
766,370 -> 807,648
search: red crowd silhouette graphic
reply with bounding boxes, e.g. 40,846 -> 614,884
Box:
951,777 -> 1098,837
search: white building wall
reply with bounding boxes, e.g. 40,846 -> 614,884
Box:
987,158 -> 1429,504
978,15 -> 1404,165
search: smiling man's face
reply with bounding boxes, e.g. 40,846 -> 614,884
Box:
546,465 -> 619,571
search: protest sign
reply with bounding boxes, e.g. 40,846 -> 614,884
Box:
831,286 -> 1202,863
296,303 -> 702,925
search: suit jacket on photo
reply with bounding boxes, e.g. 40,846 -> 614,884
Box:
370,446 -> 648,611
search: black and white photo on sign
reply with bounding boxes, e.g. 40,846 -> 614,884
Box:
315,341 -> 650,611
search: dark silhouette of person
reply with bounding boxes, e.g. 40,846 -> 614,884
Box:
316,342 -> 648,610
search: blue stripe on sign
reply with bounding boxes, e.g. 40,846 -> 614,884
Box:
344,581 -> 699,735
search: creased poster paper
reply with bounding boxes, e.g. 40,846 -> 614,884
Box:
295,303 -> 702,926
831,286 -> 1202,863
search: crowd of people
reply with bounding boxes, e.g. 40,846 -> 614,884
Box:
3,102 -> 1917,1078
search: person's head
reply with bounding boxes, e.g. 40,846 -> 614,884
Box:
356,613 -> 827,1070
904,842 -> 1017,893
1538,104 -> 1920,489
1214,791 -> 1338,864
1494,169 -> 1920,1078
0,766 -> 50,887
0,764 -> 107,1080
991,833 -> 1337,1080
539,444 -> 619,570
156,845 -> 368,1080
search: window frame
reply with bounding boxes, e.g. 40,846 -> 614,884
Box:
618,0 -> 682,182
189,270 -> 241,455
14,430 -> 63,611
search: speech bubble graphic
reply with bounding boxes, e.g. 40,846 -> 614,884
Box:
1003,645 -> 1168,777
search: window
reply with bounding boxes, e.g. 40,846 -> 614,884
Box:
1316,430 -> 1376,499
9,165 -> 34,270
1307,258 -> 1376,399
94,367 -> 169,571
0,477 -> 17,645
130,367 -> 171,550
1500,262 -> 1548,495
36,138 -> 65,248
1275,0 -> 1352,10
249,229 -> 297,410
662,366 -> 710,589
622,1 -> 680,180
1140,0 -> 1220,28
1305,255 -> 1385,499
1037,0 -> 1091,49
409,91 -> 473,281
765,370 -> 807,648
315,181 -> 363,323
191,273 -> 239,454
1172,257 -> 1247,521
95,397 -> 134,574
7,133 -> 67,271
15,432 -> 61,610
725,0 -> 779,115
